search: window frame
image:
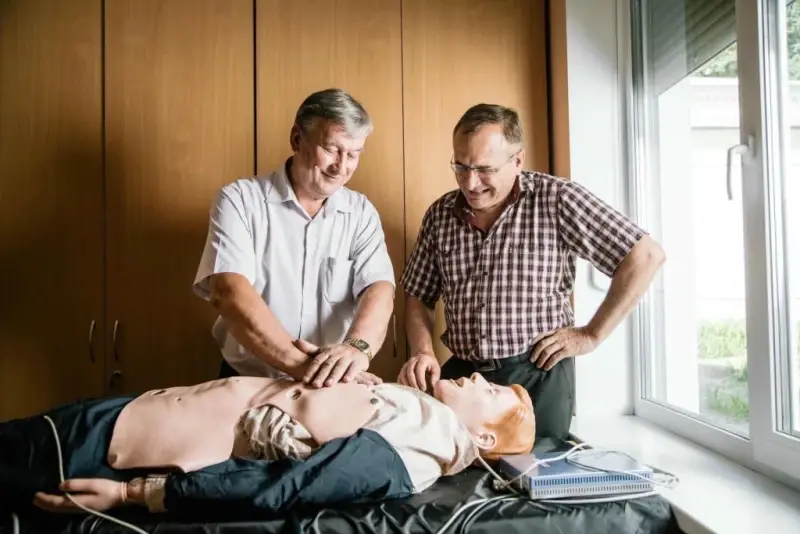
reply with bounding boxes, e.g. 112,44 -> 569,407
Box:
624,0 -> 800,487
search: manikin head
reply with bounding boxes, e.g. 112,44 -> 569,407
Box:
434,373 -> 535,461
451,103 -> 526,215
288,88 -> 372,206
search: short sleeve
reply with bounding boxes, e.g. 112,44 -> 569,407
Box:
400,207 -> 442,307
192,185 -> 258,299
350,198 -> 396,299
558,180 -> 647,277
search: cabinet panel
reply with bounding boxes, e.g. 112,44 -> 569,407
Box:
256,0 -> 406,381
0,0 -> 105,419
104,0 -> 255,393
401,0 -> 550,361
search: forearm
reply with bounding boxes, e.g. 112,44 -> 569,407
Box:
585,235 -> 665,343
405,296 -> 437,355
345,281 -> 395,352
210,273 -> 310,379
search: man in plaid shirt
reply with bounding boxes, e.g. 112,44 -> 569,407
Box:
398,104 -> 665,440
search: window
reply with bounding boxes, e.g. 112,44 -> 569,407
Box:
629,0 -> 800,481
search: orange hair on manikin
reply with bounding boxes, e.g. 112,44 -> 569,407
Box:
480,384 -> 535,461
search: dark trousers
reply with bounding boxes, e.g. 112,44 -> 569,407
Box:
440,352 -> 575,442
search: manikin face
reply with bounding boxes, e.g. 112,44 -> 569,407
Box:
289,119 -> 367,202
433,373 -> 521,449
451,123 -> 524,214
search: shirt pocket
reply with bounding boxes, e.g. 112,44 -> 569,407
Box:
322,257 -> 355,303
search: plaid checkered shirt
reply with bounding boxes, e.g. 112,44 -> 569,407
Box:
400,171 -> 647,361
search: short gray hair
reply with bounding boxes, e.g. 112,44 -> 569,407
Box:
453,103 -> 523,145
294,88 -> 373,138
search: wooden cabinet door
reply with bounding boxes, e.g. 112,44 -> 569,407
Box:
401,0 -> 550,362
104,0 -> 255,394
0,0 -> 105,420
256,0 -> 406,381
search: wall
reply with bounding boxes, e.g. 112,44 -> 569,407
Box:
566,0 -> 636,416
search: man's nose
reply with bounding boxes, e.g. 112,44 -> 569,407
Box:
461,172 -> 480,190
328,150 -> 345,171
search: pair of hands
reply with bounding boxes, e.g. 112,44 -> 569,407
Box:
294,339 -> 382,387
398,326 -> 597,392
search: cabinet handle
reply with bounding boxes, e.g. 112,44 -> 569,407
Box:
112,320 -> 120,361
392,314 -> 397,359
109,370 -> 122,389
88,320 -> 96,363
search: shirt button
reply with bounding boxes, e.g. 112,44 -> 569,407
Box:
483,271 -> 489,277
480,334 -> 487,340
479,302 -> 486,309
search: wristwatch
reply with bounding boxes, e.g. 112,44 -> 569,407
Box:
344,338 -> 374,360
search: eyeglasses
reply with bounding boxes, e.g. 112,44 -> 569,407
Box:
449,150 -> 520,178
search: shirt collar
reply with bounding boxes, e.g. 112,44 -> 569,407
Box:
266,157 -> 353,216
448,172 -> 533,222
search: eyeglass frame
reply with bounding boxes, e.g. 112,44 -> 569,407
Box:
449,149 -> 522,178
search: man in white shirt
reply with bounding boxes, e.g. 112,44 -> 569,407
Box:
192,88 -> 396,388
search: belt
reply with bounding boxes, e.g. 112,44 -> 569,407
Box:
469,351 -> 531,372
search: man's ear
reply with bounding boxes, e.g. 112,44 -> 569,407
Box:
514,147 -> 526,170
290,125 -> 303,152
474,431 -> 497,451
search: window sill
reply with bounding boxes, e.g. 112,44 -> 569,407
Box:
570,415 -> 800,534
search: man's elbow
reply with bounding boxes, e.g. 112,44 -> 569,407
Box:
209,273 -> 246,313
406,294 -> 437,312
642,235 -> 666,268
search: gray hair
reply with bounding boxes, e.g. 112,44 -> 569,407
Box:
453,103 -> 523,146
294,88 -> 373,138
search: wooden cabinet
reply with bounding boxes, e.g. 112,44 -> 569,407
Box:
104,0 -> 254,395
0,0 -> 105,420
0,0 -> 554,418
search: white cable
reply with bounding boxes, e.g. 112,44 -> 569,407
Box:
11,512 -> 19,534
42,415 -> 149,534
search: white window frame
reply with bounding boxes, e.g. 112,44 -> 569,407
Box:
623,0 -> 800,488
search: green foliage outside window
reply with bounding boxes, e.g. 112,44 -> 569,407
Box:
697,1 -> 800,80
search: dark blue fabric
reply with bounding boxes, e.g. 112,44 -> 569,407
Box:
0,395 -> 139,512
164,429 -> 413,520
0,396 -> 413,520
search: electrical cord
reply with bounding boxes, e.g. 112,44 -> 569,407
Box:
42,415 -> 149,534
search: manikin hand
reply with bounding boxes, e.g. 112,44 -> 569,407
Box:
397,352 -> 440,393
530,326 -> 598,370
294,339 -> 377,387
33,479 -> 125,513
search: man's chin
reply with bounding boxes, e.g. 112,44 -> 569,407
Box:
432,380 -> 448,400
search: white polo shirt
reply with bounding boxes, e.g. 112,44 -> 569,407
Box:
193,159 -> 395,378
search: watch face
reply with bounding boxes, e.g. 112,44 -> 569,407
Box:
349,339 -> 368,351
347,338 -> 371,354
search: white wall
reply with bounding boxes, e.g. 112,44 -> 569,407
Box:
566,0 -> 635,416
